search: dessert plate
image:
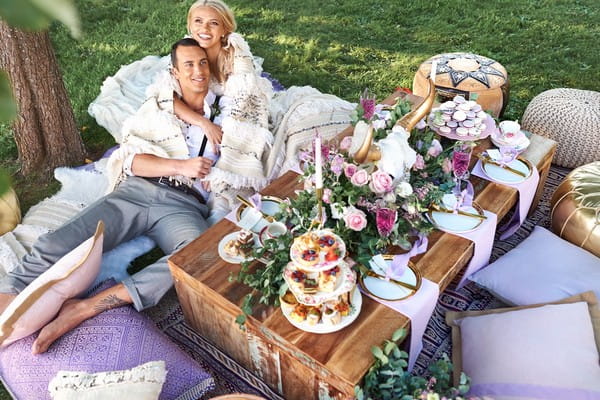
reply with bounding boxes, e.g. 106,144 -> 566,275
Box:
431,114 -> 496,141
217,231 -> 259,264
428,194 -> 485,233
481,157 -> 532,184
289,229 -> 347,271
281,288 -> 362,334
283,260 -> 356,306
359,256 -> 422,301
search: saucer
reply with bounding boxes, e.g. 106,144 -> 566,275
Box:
490,129 -> 531,152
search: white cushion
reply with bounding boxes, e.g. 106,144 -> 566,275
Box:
0,221 -> 104,347
48,360 -> 166,400
470,226 -> 600,305
451,300 -> 600,400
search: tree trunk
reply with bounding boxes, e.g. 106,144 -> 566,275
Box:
0,21 -> 85,176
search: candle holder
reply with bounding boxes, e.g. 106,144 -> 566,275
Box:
315,187 -> 324,228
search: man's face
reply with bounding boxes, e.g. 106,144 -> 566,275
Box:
172,45 -> 210,95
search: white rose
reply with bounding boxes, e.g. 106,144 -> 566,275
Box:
330,203 -> 344,219
395,182 -> 413,197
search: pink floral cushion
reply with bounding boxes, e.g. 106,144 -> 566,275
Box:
0,221 -> 104,347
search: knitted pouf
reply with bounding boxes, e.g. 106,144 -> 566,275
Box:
522,88 -> 600,168
0,188 -> 21,236
550,161 -> 600,258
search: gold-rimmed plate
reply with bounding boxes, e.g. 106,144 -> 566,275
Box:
236,195 -> 284,222
481,156 -> 533,185
359,255 -> 422,302
428,195 -> 485,233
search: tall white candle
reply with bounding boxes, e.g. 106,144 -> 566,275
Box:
430,60 -> 437,83
314,136 -> 323,189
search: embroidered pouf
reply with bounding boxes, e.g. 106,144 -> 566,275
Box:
413,53 -> 509,117
522,88 -> 600,168
551,161 -> 600,258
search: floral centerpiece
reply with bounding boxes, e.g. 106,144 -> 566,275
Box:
234,85 -> 456,322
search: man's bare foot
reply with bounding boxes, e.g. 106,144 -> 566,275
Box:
32,298 -> 90,354
0,293 -> 16,315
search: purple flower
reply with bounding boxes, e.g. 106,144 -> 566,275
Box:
427,139 -> 443,157
360,88 -> 376,120
413,154 -> 425,170
376,208 -> 397,237
330,154 -> 344,177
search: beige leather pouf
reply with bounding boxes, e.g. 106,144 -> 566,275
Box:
413,52 -> 509,117
0,187 -> 21,236
551,161 -> 600,258
522,88 -> 600,168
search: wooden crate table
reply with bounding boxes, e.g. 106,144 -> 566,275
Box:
169,116 -> 556,400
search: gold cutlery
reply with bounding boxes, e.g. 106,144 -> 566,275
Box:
477,154 -> 528,178
365,270 -> 419,291
236,195 -> 275,222
430,203 -> 487,220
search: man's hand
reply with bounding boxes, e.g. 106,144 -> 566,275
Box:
179,157 -> 213,179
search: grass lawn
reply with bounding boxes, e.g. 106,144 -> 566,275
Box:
0,0 -> 598,397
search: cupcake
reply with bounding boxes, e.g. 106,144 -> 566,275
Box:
322,307 -> 341,325
306,307 -> 321,326
280,290 -> 298,314
290,304 -> 308,323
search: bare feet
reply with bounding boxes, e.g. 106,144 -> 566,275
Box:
32,299 -> 89,354
0,293 -> 16,315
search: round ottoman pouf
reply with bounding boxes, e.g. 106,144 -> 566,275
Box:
0,187 -> 21,235
413,52 -> 509,117
522,88 -> 600,168
551,161 -> 600,258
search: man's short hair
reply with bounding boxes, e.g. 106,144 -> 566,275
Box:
170,38 -> 204,68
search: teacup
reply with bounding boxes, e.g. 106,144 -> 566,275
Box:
499,120 -> 521,140
265,221 -> 287,239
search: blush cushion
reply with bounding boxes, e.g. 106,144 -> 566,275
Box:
0,221 -> 104,347
447,292 -> 600,400
0,280 -> 214,400
469,226 -> 600,305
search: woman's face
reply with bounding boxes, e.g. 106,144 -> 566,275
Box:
188,6 -> 227,51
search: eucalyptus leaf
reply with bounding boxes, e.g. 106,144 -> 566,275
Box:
0,72 -> 17,123
391,328 -> 405,342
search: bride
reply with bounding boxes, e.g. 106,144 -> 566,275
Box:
89,0 -> 355,214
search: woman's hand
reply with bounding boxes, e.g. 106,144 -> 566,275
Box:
198,118 -> 223,149
180,157 -> 213,179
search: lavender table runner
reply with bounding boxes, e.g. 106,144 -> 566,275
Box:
359,278 -> 439,371
442,210 -> 498,289
472,160 -> 540,239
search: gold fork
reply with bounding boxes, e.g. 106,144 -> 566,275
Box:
477,154 -> 528,178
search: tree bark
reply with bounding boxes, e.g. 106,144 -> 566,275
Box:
0,20 -> 85,176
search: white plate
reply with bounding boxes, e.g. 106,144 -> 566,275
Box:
281,288 -> 362,334
482,157 -> 532,184
283,260 -> 356,306
359,255 -> 422,301
289,229 -> 347,271
428,194 -> 485,233
217,231 -> 259,264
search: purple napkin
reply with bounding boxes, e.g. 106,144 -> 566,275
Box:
359,278 -> 439,372
472,160 -> 540,239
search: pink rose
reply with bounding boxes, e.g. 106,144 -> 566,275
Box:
442,157 -> 453,174
343,207 -> 368,231
340,136 -> 353,151
350,169 -> 369,186
413,154 -> 425,170
369,170 -> 393,194
427,139 -> 443,157
322,188 -> 332,204
344,163 -> 358,178
376,208 -> 397,237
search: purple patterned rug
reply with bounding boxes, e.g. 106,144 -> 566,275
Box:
144,164 -> 571,399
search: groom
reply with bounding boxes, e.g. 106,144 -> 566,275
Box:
0,38 -> 224,354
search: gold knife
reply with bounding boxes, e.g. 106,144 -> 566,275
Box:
477,154 -> 528,178
236,195 -> 274,222
365,270 -> 419,291
430,203 -> 487,220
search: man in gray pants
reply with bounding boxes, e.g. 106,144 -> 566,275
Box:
0,38 -> 222,354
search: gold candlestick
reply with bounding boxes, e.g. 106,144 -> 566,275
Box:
315,187 -> 323,227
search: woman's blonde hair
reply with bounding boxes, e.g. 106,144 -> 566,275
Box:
187,0 -> 236,82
